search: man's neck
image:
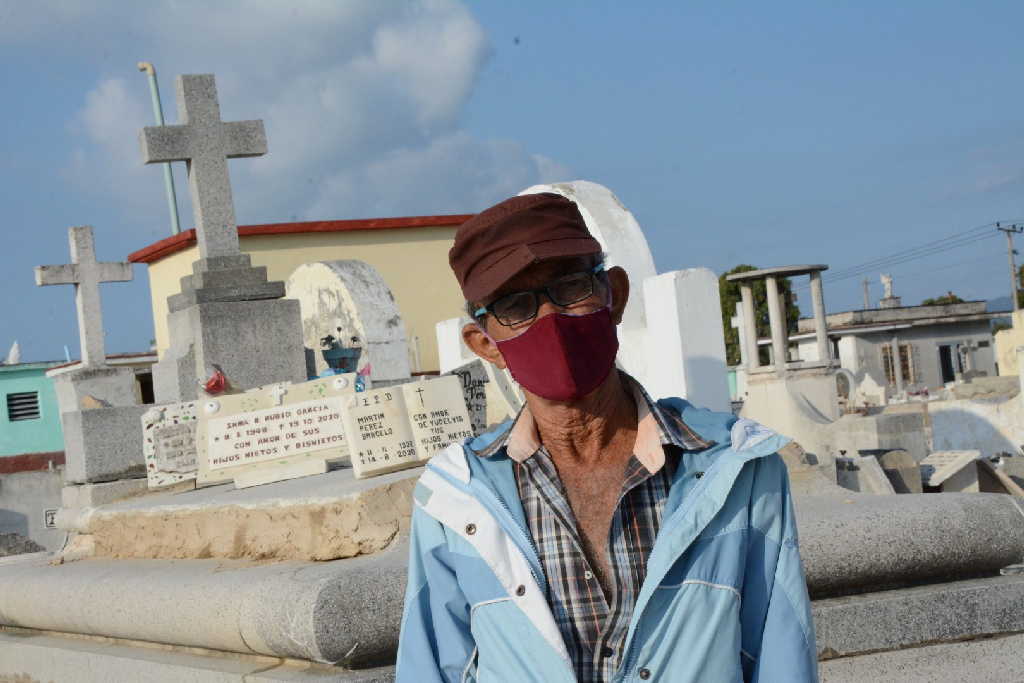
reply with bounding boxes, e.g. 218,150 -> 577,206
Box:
527,371 -> 638,467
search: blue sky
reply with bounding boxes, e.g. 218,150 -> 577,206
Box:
3,1 -> 1024,362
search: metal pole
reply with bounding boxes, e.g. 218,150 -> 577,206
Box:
137,61 -> 181,235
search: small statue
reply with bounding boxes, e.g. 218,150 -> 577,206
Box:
880,273 -> 895,299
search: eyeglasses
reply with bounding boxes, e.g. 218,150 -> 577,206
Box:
474,264 -> 606,327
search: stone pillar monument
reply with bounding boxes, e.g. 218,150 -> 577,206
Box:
35,226 -> 149,483
139,74 -> 306,401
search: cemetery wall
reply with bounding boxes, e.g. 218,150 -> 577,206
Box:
134,221 -> 468,373
994,309 -> 1024,376
0,467 -> 64,551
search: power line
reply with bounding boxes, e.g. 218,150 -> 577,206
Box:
822,221 -> 997,282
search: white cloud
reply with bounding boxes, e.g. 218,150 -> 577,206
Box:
37,1 -> 569,228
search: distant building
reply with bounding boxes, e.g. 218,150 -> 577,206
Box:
789,301 -> 999,391
128,214 -> 472,374
0,361 -> 64,463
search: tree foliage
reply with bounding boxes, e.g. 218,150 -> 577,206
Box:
719,265 -> 801,366
921,292 -> 965,306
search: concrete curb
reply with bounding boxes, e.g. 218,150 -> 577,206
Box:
0,545 -> 407,666
813,575 -> 1024,657
795,492 -> 1024,596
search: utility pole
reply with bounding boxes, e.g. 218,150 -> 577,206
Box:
138,61 -> 181,235
997,222 -> 1023,312
862,277 -> 870,309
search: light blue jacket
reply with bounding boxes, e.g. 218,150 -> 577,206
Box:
397,398 -> 818,682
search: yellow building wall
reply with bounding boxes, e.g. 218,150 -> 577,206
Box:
145,226 -> 465,373
994,310 -> 1024,376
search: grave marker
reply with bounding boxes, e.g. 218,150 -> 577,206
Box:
403,376 -> 474,459
140,74 -> 265,260
196,374 -> 358,489
447,359 -> 488,434
142,401 -> 199,489
343,375 -> 473,479
341,385 -> 418,479
920,450 -> 980,492
34,226 -> 133,368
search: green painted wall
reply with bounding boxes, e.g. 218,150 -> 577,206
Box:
0,363 -> 63,457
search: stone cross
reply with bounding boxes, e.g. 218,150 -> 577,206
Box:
139,74 -> 267,260
268,383 -> 289,406
35,226 -> 132,367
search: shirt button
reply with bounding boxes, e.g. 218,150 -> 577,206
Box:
601,646 -> 614,658
465,523 -> 476,535
515,585 -> 526,596
584,570 -> 594,580
694,471 -> 704,479
638,667 -> 651,680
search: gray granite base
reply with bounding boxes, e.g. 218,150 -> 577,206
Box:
61,405 -> 150,484
153,297 -> 306,403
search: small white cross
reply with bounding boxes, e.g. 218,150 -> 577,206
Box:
269,384 -> 289,406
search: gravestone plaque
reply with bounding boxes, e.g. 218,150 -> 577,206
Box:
197,374 -> 357,488
341,385 -> 419,479
920,450 -> 979,490
446,359 -> 488,435
142,401 -> 199,489
403,376 -> 474,459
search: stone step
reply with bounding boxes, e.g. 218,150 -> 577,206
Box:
814,574 -> 1024,659
57,466 -> 420,562
0,630 -> 395,682
0,545 -> 407,666
795,492 -> 1024,597
819,632 -> 1024,683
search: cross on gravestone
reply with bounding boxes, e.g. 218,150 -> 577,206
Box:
414,386 -> 426,408
268,383 -> 289,406
35,226 -> 132,366
139,74 -> 267,260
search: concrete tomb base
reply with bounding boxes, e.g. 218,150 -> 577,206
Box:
154,297 -> 307,403
52,365 -> 138,412
61,478 -> 149,509
61,405 -> 150,484
0,630 -> 396,682
56,466 -> 419,562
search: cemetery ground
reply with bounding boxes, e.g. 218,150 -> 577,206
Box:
1,72 -> 1024,681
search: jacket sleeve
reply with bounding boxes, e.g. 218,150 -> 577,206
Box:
396,504 -> 477,683
740,453 -> 819,683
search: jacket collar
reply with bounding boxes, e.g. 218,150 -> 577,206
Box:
475,373 -> 713,474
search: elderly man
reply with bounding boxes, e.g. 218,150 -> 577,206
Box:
397,193 -> 817,682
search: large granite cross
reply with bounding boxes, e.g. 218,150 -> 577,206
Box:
139,74 -> 266,260
35,226 -> 133,367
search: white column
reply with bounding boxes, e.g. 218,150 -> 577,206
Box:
765,276 -> 787,375
732,301 -> 747,367
809,271 -> 830,363
891,335 -> 904,394
739,284 -> 760,369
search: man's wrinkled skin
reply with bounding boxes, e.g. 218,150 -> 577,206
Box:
461,255 -> 639,595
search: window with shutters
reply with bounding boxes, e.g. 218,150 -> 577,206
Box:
6,392 -> 40,421
881,343 -> 915,385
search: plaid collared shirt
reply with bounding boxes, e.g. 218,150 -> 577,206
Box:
496,376 -> 711,683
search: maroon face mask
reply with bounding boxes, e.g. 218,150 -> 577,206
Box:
493,306 -> 619,402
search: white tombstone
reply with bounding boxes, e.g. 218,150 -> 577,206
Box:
436,316 -> 477,374
142,401 -> 199,489
287,260 -> 412,384
196,374 -> 358,489
520,181 -> 730,411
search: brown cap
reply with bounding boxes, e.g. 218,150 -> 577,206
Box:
449,193 -> 602,302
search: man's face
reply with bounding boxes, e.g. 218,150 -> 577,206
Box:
478,255 -> 607,341
462,256 -> 630,370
